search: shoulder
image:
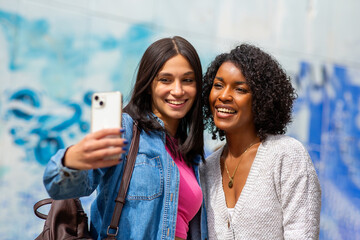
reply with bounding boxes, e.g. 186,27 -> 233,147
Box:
200,146 -> 223,195
121,113 -> 139,148
200,145 -> 224,175
263,135 -> 309,159
122,113 -> 133,128
264,134 -> 305,148
263,135 -> 317,177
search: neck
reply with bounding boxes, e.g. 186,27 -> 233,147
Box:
162,118 -> 179,137
225,130 -> 259,158
152,110 -> 180,137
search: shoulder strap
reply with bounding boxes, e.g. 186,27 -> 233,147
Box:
106,121 -> 140,238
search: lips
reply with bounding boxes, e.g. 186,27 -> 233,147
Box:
166,99 -> 187,105
215,105 -> 237,114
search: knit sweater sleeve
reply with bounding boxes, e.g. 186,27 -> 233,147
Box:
276,137 -> 321,240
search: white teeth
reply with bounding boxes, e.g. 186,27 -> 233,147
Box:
217,108 -> 235,113
168,100 -> 185,105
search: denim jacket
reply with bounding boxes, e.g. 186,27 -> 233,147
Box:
43,113 -> 208,240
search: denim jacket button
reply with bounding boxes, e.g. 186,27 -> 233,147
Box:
63,171 -> 70,177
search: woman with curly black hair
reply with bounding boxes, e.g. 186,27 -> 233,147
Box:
200,44 -> 321,239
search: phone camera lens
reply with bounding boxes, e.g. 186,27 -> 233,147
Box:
99,101 -> 104,106
94,95 -> 99,101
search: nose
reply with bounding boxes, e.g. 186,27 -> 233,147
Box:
218,87 -> 232,102
170,80 -> 184,96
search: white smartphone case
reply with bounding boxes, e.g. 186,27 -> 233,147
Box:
91,91 -> 122,132
91,91 -> 122,160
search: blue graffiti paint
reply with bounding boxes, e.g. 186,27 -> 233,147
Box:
1,12 -> 154,165
1,10 -> 153,100
294,61 -> 360,239
9,89 -> 41,107
8,89 -> 41,120
10,109 -> 33,120
79,121 -> 90,133
293,62 -> 324,161
0,11 -> 52,71
107,24 -> 153,91
9,128 -> 16,135
102,36 -> 119,50
83,91 -> 94,106
14,138 -> 27,145
35,135 -> 64,165
6,88 -> 91,165
51,103 -> 82,132
324,65 -> 360,196
0,9 -> 156,240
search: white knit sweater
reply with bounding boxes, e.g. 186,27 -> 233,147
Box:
200,135 -> 321,240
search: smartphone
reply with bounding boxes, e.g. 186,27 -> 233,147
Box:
91,91 -> 123,159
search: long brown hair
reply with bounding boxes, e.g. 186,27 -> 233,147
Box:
124,36 -> 204,164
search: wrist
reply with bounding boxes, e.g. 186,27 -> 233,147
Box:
62,145 -> 76,169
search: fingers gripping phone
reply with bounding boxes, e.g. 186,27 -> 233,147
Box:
91,91 -> 123,160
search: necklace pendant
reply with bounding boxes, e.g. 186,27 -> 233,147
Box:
228,180 -> 233,188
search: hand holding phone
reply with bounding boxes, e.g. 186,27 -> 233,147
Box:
91,91 -> 123,160
63,128 -> 127,170
62,91 -> 125,169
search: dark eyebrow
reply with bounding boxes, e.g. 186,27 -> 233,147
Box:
235,81 -> 247,85
183,71 -> 195,76
214,76 -> 246,85
157,73 -> 172,77
215,76 -> 224,81
157,71 -> 194,77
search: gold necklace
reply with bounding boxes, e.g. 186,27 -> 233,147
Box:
223,141 -> 258,189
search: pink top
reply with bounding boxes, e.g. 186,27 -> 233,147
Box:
165,135 -> 203,239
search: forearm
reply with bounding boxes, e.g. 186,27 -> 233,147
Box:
43,148 -> 97,199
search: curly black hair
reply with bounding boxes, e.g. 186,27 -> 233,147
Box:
203,43 -> 297,141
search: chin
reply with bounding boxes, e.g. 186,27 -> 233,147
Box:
169,113 -> 187,120
214,124 -> 229,132
214,119 -> 229,129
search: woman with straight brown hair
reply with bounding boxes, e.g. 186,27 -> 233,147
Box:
44,36 -> 208,240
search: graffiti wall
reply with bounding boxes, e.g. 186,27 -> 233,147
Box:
290,62 -> 360,239
0,0 -> 359,239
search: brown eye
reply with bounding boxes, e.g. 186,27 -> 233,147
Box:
158,78 -> 170,83
236,88 -> 249,93
183,78 -> 194,83
213,83 -> 222,89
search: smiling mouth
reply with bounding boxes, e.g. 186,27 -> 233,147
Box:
216,107 -> 236,114
166,100 -> 186,105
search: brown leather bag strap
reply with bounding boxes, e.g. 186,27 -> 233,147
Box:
106,121 -> 140,238
33,198 -> 53,219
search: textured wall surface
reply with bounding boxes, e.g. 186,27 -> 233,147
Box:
0,0 -> 359,239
